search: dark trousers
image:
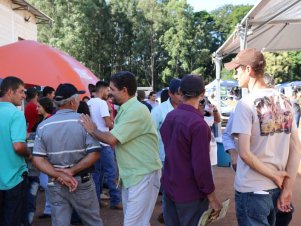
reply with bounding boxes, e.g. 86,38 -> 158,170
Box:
0,178 -> 27,226
164,194 -> 209,226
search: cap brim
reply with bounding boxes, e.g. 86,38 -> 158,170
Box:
78,90 -> 85,94
224,61 -> 240,70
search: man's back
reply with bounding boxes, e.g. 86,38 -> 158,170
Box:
0,102 -> 27,190
232,89 -> 296,192
34,109 -> 99,168
160,104 -> 213,203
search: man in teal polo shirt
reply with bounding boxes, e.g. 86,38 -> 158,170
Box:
81,71 -> 162,226
0,76 -> 32,226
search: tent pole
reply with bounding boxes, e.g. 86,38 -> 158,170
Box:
214,53 -> 222,137
238,21 -> 249,97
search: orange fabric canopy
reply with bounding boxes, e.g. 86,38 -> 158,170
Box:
0,40 -> 99,95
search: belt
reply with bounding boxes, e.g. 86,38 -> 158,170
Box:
75,173 -> 90,183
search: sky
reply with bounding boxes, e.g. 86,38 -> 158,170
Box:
187,0 -> 259,12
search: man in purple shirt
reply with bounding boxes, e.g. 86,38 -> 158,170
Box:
160,74 -> 221,226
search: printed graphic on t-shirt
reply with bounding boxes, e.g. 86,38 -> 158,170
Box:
254,94 -> 293,136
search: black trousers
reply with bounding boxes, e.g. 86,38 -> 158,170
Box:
0,177 -> 27,226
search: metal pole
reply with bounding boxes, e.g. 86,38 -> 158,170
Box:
214,53 -> 222,137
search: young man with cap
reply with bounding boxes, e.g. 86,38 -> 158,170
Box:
151,78 -> 181,223
81,71 -> 162,226
0,76 -> 32,226
225,48 -> 301,226
160,74 -> 221,226
32,83 -> 103,226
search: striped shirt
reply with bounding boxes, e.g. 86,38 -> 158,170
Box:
33,109 -> 100,168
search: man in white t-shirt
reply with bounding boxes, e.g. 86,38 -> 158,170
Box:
225,48 -> 301,226
88,81 -> 122,209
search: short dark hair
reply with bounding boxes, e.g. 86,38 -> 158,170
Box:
38,97 -> 54,114
77,101 -> 90,115
95,81 -> 109,93
160,89 -> 169,103
149,91 -> 156,98
42,86 -> 55,97
137,90 -> 146,101
0,76 -> 24,97
26,87 -> 38,100
110,71 -> 137,96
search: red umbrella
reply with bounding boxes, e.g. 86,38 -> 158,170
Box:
0,40 -> 99,95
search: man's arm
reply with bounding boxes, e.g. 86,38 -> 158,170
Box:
13,142 -> 32,160
222,112 -> 238,170
238,134 -> 289,188
277,130 -> 301,211
59,152 -> 100,176
103,116 -> 114,130
81,114 -> 118,146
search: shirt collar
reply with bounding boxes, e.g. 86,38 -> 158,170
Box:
119,96 -> 137,111
178,103 -> 202,116
56,109 -> 76,114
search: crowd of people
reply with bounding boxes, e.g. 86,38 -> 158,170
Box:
0,48 -> 300,226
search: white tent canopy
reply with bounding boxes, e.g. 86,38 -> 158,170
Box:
206,79 -> 238,90
216,0 -> 301,56
213,0 -> 301,134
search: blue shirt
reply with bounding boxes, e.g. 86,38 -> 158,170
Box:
151,98 -> 174,161
0,102 -> 27,190
160,104 -> 215,202
222,109 -> 237,152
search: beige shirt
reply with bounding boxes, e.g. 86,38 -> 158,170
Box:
232,89 -> 297,192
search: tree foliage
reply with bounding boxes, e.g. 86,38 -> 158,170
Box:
28,1 -> 301,89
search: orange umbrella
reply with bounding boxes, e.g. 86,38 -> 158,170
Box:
0,40 -> 99,95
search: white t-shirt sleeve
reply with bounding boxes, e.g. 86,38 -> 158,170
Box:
99,100 -> 110,118
231,100 -> 253,136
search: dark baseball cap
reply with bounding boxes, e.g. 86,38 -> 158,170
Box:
54,83 -> 85,101
224,48 -> 265,70
169,78 -> 181,94
180,75 -> 205,97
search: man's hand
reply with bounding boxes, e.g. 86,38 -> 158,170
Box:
80,114 -> 97,134
207,192 -> 222,221
55,172 -> 78,192
227,149 -> 238,171
277,188 -> 293,212
272,171 -> 289,188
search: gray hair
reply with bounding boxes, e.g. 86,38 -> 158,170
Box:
54,94 -> 79,107
263,73 -> 275,88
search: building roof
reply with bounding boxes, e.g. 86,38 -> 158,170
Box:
12,0 -> 52,24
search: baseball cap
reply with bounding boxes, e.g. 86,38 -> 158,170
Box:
169,78 -> 181,93
224,48 -> 265,70
180,75 -> 205,97
54,83 -> 85,101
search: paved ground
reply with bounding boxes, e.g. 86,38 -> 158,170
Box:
33,166 -> 301,226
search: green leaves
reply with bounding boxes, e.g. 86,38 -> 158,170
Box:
29,1 -> 269,88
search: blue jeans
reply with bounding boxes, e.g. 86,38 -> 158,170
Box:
39,172 -> 51,214
23,176 -> 39,226
92,146 -> 121,207
235,188 -> 280,226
